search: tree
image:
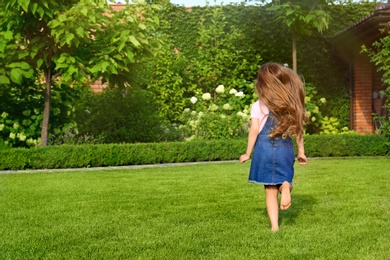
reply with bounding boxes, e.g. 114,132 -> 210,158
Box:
0,0 -> 160,146
267,0 -> 330,72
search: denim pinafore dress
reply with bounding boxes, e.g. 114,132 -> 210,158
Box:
248,113 -> 295,185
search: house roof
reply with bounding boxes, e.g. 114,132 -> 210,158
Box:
332,3 -> 390,60
332,3 -> 390,46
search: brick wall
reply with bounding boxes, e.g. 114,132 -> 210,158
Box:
90,78 -> 108,93
352,45 -> 373,134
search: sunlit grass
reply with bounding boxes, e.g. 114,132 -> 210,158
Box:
0,158 -> 389,259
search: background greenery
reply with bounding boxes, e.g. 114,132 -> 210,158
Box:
0,1 -> 385,148
0,134 -> 388,170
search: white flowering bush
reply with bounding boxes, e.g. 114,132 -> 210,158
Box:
0,110 -> 42,148
180,82 -> 352,139
179,84 -> 256,140
0,81 -> 89,148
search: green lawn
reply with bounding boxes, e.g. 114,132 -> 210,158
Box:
0,158 -> 389,259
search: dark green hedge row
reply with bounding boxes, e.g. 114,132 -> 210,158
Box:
0,134 -> 388,170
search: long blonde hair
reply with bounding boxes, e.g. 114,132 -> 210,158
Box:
255,63 -> 307,139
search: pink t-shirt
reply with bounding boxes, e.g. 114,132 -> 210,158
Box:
250,100 -> 269,133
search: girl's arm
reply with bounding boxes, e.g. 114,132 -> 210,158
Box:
240,118 -> 260,163
295,135 -> 308,165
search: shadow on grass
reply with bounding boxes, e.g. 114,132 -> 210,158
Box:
257,194 -> 317,228
279,194 -> 317,227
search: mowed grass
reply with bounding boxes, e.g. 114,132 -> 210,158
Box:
0,158 -> 389,259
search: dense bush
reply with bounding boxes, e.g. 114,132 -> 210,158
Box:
0,78 -> 86,148
75,87 -> 176,143
0,134 -> 388,170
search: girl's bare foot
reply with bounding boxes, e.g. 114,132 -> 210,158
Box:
280,181 -> 292,210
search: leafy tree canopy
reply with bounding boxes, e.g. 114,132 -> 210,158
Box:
0,0 -> 161,145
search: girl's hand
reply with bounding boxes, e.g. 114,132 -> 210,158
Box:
297,154 -> 308,165
240,154 -> 250,163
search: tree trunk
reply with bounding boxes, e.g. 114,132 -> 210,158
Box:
292,35 -> 297,73
40,69 -> 51,146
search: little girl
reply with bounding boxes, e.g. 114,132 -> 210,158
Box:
240,62 -> 308,232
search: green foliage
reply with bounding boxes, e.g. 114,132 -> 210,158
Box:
267,1 -> 330,36
266,0 -> 330,71
320,94 -> 350,128
0,79 -> 42,148
1,134 -> 388,170
184,4 -> 261,94
157,3 -> 376,128
301,133 -> 389,157
0,140 -> 246,170
146,39 -> 188,122
0,2 -> 381,147
149,3 -> 261,124
305,83 -> 325,133
319,116 -> 354,135
0,78 -> 83,148
75,87 -> 169,143
0,0 -> 162,146
302,83 -> 350,134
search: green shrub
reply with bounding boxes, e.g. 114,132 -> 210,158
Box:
75,87 -> 172,143
0,79 -> 83,148
302,134 -> 389,157
0,134 -> 388,171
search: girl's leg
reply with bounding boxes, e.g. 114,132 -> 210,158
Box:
265,185 -> 279,231
279,181 -> 292,210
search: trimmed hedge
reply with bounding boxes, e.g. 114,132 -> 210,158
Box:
0,134 -> 388,171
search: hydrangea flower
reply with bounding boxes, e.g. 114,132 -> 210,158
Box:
13,123 -> 19,129
185,135 -> 196,142
184,108 -> 190,113
1,112 -> 8,119
235,91 -> 244,98
311,117 -> 316,122
9,132 -> 16,139
209,104 -> 219,112
223,103 -> 232,110
189,120 -> 197,128
26,138 -> 34,145
202,93 -> 211,101
216,85 -> 225,93
17,132 -> 26,141
305,96 -> 311,103
237,111 -> 244,117
0,124 -> 4,131
237,111 -> 249,119
320,98 -> 326,103
229,88 -> 237,95
190,96 -> 198,104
